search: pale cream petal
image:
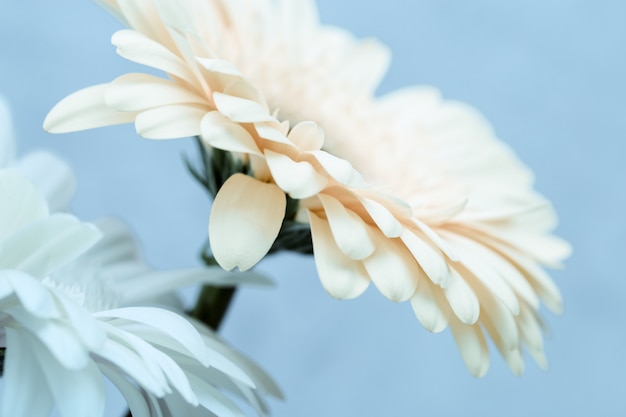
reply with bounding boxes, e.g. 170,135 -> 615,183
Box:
112,30 -> 196,83
265,150 -> 327,199
254,123 -> 294,145
308,211 -> 370,299
317,193 -> 375,260
287,121 -> 324,152
413,219 -> 459,261
362,230 -> 421,302
443,268 -> 480,325
44,84 -> 138,133
310,150 -> 368,187
213,93 -> 274,123
135,104 -> 208,139
209,174 -> 286,271
106,73 -> 207,111
358,197 -> 403,238
400,229 -> 450,287
410,280 -> 450,333
449,318 -> 489,377
200,111 -> 262,155
196,57 -> 244,77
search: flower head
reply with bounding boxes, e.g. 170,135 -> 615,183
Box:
44,0 -> 571,376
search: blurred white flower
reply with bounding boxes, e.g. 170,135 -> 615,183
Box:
44,0 -> 571,376
1,100 -> 279,417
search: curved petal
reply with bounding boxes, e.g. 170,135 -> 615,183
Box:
209,174 -> 286,271
213,92 -> 273,123
135,104 -> 208,139
0,171 -> 48,240
308,211 -> 370,299
106,73 -> 207,111
362,230 -> 421,302
112,29 -> 196,83
200,111 -> 262,155
16,152 -> 76,212
44,84 -> 138,133
265,150 -> 327,199
449,319 -> 489,378
2,329 -> 54,417
318,193 -> 375,260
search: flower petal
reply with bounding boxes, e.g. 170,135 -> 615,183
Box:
44,84 -> 138,133
209,174 -> 286,271
287,121 -> 323,151
135,104 -> 208,139
112,29 -> 196,83
317,193 -> 375,260
106,73 -> 207,111
265,150 -> 328,199
16,152 -> 76,212
362,230 -> 421,302
449,319 -> 489,377
308,211 -> 370,299
410,280 -> 450,333
213,92 -> 274,123
2,329 -> 54,417
200,111 -> 262,155
0,170 -> 48,240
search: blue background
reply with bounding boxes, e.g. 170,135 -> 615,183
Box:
1,1 -> 625,416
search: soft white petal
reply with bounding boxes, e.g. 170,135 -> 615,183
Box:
135,104 -> 208,139
358,197 -> 403,238
188,373 -> 246,417
362,230 -> 421,302
112,29 -> 196,83
410,280 -> 450,333
449,319 -> 489,378
44,84 -> 138,133
443,268 -> 480,325
96,307 -> 209,367
209,174 -> 285,271
16,152 -> 76,212
106,73 -> 207,111
3,271 -> 60,318
265,150 -> 328,199
5,307 -> 90,370
2,328 -> 54,417
29,336 -> 106,417
287,121 -> 323,151
308,211 -> 370,299
318,193 -> 375,260
200,111 -> 262,155
400,229 -> 450,287
213,92 -> 274,123
310,150 -> 368,187
0,171 -> 48,240
100,366 -> 152,417
0,214 -> 101,278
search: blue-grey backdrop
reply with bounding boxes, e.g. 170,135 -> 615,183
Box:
1,1 -> 624,416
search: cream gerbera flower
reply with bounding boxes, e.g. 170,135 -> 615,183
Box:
44,0 -> 570,376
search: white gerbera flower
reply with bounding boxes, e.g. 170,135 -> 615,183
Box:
1,100 -> 279,416
0,170 -> 279,417
44,0 -> 570,377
